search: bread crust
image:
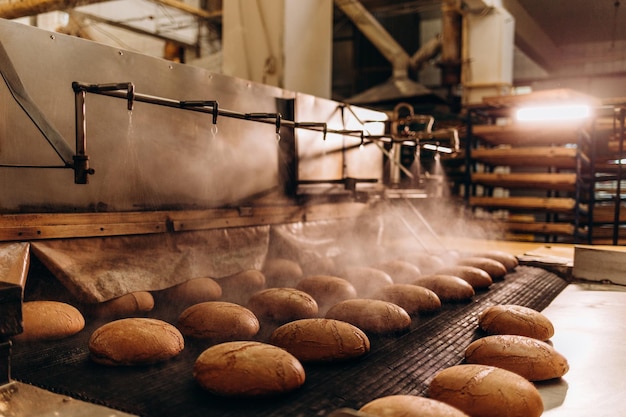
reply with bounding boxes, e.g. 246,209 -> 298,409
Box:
14,301 -> 85,342
325,299 -> 411,335
193,341 -> 305,397
177,301 -> 259,341
270,318 -> 370,362
88,318 -> 184,366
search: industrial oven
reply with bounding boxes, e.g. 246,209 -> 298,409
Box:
0,18 -> 567,417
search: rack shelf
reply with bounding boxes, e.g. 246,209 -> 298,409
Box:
464,89 -> 595,243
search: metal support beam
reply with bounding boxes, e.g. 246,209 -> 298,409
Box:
500,0 -> 561,72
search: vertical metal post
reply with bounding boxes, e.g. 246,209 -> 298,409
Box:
73,86 -> 91,184
613,107 -> 625,245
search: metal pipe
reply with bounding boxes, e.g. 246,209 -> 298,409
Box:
0,0 -> 109,19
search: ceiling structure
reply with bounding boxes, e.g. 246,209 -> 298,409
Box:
0,0 -> 624,93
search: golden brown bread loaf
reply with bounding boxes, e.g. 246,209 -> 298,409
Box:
295,275 -> 357,315
428,364 -> 544,417
262,258 -> 304,288
88,318 -> 184,366
269,318 -> 370,362
340,266 -> 394,297
86,291 -> 154,319
159,277 -> 222,308
371,284 -> 441,315
218,269 -> 266,305
177,301 -> 260,342
464,334 -> 569,381
478,304 -> 555,340
246,287 -> 318,324
193,341 -> 305,397
325,299 -> 411,335
359,395 -> 470,417
455,257 -> 507,280
434,266 -> 493,289
372,259 -> 422,284
410,275 -> 475,302
469,250 -> 519,271
14,301 -> 85,342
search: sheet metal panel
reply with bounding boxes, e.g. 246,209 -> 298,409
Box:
0,19 -> 385,214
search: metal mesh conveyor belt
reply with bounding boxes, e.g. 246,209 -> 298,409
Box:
10,266 -> 567,417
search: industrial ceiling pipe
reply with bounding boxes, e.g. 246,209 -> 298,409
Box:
439,0 -> 463,87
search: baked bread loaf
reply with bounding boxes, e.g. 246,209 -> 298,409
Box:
455,257 -> 507,280
478,304 -> 555,340
262,258 -> 304,288
247,288 -> 318,324
371,284 -> 441,315
159,277 -> 222,308
410,275 -> 475,302
86,291 -> 154,319
464,334 -> 569,381
295,275 -> 357,315
193,341 -> 305,397
218,269 -> 266,305
428,364 -> 543,417
372,259 -> 422,284
360,395 -> 470,417
14,301 -> 85,342
434,266 -> 493,289
269,318 -> 370,362
177,301 -> 260,342
325,299 -> 411,335
469,250 -> 519,271
88,318 -> 184,366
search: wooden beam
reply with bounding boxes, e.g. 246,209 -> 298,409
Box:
0,203 -> 369,242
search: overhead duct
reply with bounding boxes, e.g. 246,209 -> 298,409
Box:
335,0 -> 445,107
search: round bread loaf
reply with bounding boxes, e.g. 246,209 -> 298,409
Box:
86,291 -> 154,319
269,318 -> 370,362
15,301 -> 85,342
478,304 -> 555,340
295,275 -> 357,315
464,334 -> 569,381
360,395 -> 470,417
401,253 -> 446,275
340,266 -> 394,297
218,269 -> 266,305
434,266 -> 493,289
469,250 -> 519,271
428,364 -> 544,417
193,341 -> 305,397
88,318 -> 184,366
247,288 -> 318,324
177,301 -> 260,342
371,284 -> 441,315
455,257 -> 507,280
262,258 -> 304,288
372,259 -> 422,284
160,277 -> 222,307
325,299 -> 411,335
410,275 -> 475,302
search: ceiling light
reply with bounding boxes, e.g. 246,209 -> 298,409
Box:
516,104 -> 591,122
